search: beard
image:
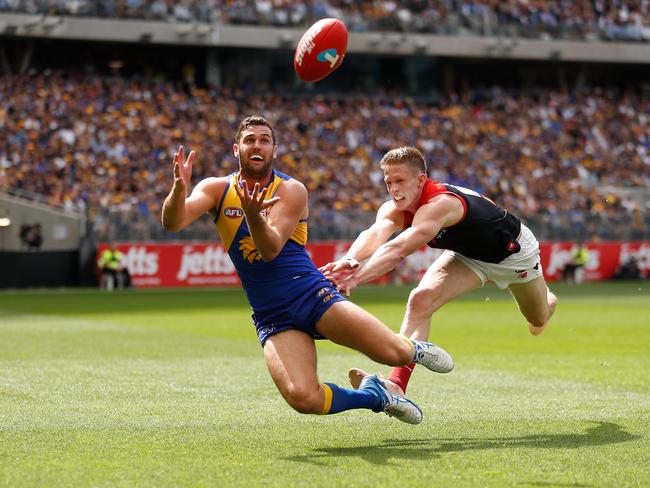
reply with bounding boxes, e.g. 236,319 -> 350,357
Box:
239,156 -> 274,180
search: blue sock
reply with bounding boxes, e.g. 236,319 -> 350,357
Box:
319,383 -> 382,415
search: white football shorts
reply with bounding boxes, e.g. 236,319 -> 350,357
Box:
451,224 -> 543,289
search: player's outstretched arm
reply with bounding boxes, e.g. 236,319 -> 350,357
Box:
320,201 -> 400,280
348,195 -> 463,287
344,201 -> 402,261
235,178 -> 303,262
161,146 -> 222,232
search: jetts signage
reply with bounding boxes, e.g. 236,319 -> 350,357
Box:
97,241 -> 647,288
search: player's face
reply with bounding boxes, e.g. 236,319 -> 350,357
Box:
233,125 -> 277,180
383,163 -> 426,211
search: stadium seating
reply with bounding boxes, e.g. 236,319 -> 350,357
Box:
0,71 -> 647,241
2,1 -> 650,42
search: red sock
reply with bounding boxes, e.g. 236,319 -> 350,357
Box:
389,363 -> 415,393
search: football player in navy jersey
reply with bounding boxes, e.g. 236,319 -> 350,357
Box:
162,117 -> 455,424
321,146 -> 557,396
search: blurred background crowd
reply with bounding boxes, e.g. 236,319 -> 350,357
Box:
2,0 -> 650,42
0,70 -> 647,241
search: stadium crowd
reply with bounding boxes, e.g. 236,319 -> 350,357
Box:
2,0 -> 650,42
0,71 -> 648,241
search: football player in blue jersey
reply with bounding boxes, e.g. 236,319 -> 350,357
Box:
321,146 -> 557,396
162,117 -> 454,424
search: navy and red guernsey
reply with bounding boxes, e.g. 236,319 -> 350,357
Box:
402,179 -> 522,263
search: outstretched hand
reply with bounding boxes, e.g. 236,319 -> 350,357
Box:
319,257 -> 360,282
172,146 -> 195,196
336,275 -> 360,297
234,180 -> 281,218
319,258 -> 361,296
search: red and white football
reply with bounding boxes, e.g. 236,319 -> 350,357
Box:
294,18 -> 348,83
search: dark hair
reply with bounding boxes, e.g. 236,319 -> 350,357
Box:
379,146 -> 427,174
235,115 -> 276,145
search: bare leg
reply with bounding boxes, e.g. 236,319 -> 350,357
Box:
401,251 -> 483,340
315,300 -> 413,367
350,252 -> 482,394
265,328 -> 402,416
508,276 -> 557,336
263,329 -> 324,414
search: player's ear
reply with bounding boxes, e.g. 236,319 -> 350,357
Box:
233,143 -> 240,158
417,173 -> 427,185
272,145 -> 278,159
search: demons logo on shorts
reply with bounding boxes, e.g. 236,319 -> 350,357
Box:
224,207 -> 244,218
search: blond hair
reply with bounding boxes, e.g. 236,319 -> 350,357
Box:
379,146 -> 427,174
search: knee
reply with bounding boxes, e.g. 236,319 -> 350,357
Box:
528,313 -> 548,328
527,292 -> 556,330
284,385 -> 321,414
527,312 -> 549,329
407,286 -> 441,318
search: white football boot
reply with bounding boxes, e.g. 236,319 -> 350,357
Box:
410,339 -> 454,373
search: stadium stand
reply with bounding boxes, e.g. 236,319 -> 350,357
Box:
2,1 -> 650,42
0,70 -> 648,242
0,1 -> 649,250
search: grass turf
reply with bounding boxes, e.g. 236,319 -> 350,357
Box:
1,282 -> 649,487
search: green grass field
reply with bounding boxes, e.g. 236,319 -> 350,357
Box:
1,282 -> 649,487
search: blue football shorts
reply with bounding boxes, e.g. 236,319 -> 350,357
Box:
251,274 -> 346,346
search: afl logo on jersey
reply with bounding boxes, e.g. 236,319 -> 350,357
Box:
224,207 -> 244,218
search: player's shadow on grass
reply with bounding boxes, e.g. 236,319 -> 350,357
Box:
285,421 -> 639,466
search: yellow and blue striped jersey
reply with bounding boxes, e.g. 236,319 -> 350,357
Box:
212,169 -> 317,312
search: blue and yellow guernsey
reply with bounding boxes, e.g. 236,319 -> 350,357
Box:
211,169 -> 319,314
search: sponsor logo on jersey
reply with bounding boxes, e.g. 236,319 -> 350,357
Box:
317,287 -> 330,297
322,292 -> 336,303
224,206 -> 244,218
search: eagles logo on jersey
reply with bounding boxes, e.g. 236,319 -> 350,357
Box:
239,236 -> 262,263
